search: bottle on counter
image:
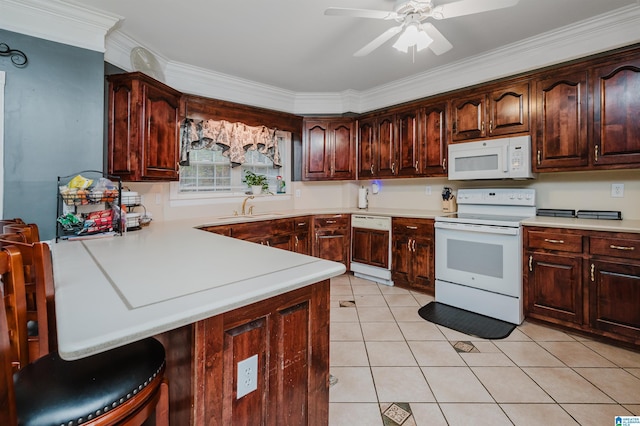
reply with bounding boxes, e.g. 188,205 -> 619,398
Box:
277,176 -> 286,193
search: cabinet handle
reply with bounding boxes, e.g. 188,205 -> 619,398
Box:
297,222 -> 306,227
610,244 -> 635,251
528,255 -> 533,272
266,240 -> 270,247
326,220 -> 336,224
370,164 -> 374,175
407,240 -> 412,252
315,233 -> 319,244
442,158 -> 446,171
415,160 -> 419,171
411,239 -> 416,252
406,226 -> 418,230
294,235 -> 299,247
489,120 -> 493,132
543,238 -> 564,244
391,162 -> 396,174
537,150 -> 541,165
481,121 -> 485,132
590,263 -> 595,282
594,145 -> 599,162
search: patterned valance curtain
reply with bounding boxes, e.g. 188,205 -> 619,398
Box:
180,118 -> 282,168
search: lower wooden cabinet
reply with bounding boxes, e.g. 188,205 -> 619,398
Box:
391,218 -> 434,294
524,226 -> 640,346
200,217 -> 311,255
156,279 -> 330,425
313,215 -> 350,267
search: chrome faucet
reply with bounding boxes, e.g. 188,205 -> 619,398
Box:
241,195 -> 255,215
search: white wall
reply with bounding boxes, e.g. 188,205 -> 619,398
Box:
123,168 -> 640,222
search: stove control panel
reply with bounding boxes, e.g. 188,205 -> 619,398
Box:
456,188 -> 536,207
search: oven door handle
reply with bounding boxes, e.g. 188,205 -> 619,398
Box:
434,221 -> 519,236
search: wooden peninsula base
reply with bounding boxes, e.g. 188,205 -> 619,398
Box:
155,279 -> 330,425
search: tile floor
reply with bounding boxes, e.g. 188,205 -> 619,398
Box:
328,274 -> 640,426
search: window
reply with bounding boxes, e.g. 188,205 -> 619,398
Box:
177,130 -> 290,196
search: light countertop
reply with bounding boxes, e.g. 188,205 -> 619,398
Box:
521,216 -> 640,233
51,218 -> 345,360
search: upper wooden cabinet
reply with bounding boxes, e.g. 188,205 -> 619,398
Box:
302,118 -> 355,180
451,82 -> 530,142
533,69 -> 589,170
591,56 -> 640,168
357,113 -> 398,179
420,102 -> 449,176
107,72 -> 182,181
533,50 -> 640,172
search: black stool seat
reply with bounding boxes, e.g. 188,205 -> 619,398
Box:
14,337 -> 165,426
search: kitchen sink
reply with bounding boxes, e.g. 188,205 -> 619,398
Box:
215,212 -> 285,220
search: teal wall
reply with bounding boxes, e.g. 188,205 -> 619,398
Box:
1,29 -> 104,240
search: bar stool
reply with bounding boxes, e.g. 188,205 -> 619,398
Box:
2,223 -> 39,244
0,244 -> 170,426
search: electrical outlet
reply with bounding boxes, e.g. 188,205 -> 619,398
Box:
425,185 -> 432,195
155,193 -> 162,205
611,183 -> 624,198
237,355 -> 258,399
295,189 -> 301,198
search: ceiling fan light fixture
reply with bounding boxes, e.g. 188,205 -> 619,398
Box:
392,22 -> 433,53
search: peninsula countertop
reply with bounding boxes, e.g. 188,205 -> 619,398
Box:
51,218 -> 346,360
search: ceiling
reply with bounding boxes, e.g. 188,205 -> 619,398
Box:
71,0 -> 638,94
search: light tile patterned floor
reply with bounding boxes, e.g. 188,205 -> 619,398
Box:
328,274 -> 640,426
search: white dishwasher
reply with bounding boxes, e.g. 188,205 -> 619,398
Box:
351,215 -> 393,286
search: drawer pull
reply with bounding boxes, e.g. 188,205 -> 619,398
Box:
529,255 -> 533,272
590,263 -> 595,282
609,244 -> 635,251
544,238 -> 564,244
325,220 -> 337,224
406,226 -> 418,230
297,222 -> 306,227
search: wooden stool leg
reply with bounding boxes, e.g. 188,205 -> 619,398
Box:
155,379 -> 169,426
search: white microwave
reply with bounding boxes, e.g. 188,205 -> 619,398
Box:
448,135 -> 535,180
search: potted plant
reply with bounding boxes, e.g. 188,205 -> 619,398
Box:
242,170 -> 269,194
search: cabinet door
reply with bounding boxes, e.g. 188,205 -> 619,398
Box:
302,121 -> 330,180
142,83 -> 181,180
534,71 -> 589,170
452,94 -> 486,141
592,58 -> 640,167
487,82 -> 529,137
108,78 -> 135,179
376,115 -> 396,177
396,109 -> 420,177
292,232 -> 310,255
391,234 -> 412,285
421,103 -> 448,176
314,231 -> 349,266
526,252 -> 583,324
357,118 -> 377,178
331,121 -> 355,179
590,260 -> 640,339
412,235 -> 434,292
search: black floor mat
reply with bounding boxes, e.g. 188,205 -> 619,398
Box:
418,302 -> 516,339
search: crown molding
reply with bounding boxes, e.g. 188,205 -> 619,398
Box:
15,0 -> 638,114
0,0 -> 121,52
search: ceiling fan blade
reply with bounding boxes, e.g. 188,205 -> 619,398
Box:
354,26 -> 403,57
434,0 -> 519,19
421,23 -> 453,55
324,7 -> 398,20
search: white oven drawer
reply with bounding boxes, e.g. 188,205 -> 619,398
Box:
435,226 -> 522,298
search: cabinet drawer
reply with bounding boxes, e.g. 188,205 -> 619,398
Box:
392,218 -> 433,236
293,217 -> 311,232
314,215 -> 349,229
232,218 -> 293,240
590,236 -> 640,260
526,229 -> 583,253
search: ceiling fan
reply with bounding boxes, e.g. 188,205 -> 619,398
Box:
325,0 -> 520,57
